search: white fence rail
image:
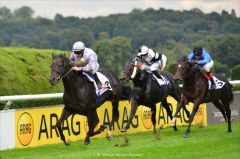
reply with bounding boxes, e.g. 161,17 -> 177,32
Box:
0,93 -> 63,102
0,80 -> 240,103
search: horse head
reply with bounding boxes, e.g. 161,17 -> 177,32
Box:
174,59 -> 195,81
122,59 -> 138,81
49,53 -> 72,86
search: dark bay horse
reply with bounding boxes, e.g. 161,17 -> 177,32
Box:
49,54 -> 123,145
171,59 -> 233,138
120,58 -> 190,133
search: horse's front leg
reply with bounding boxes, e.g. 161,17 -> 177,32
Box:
57,107 -> 71,146
120,99 -> 138,132
150,105 -> 156,134
184,99 -> 201,138
85,110 -> 100,145
171,96 -> 188,127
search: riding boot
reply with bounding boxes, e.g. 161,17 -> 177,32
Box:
209,77 -> 216,90
152,70 -> 162,80
93,73 -> 102,89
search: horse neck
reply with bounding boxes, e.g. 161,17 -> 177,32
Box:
183,70 -> 207,89
132,71 -> 149,88
62,72 -> 89,93
184,70 -> 196,85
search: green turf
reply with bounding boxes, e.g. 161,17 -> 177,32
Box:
1,123 -> 240,159
0,47 -> 64,96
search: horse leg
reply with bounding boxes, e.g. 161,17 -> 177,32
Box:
184,99 -> 201,138
171,96 -> 188,127
85,110 -> 100,145
172,91 -> 190,118
120,99 -> 138,132
57,108 -> 71,146
212,100 -> 227,122
150,105 -> 157,134
220,99 -> 232,132
151,104 -> 160,139
162,99 -> 177,131
110,98 -> 120,130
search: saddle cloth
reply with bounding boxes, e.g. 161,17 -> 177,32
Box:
83,72 -> 113,96
152,74 -> 169,86
208,76 -> 225,90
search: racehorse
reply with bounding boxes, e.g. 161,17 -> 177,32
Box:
120,58 -> 190,133
49,54 -> 123,145
171,58 -> 233,138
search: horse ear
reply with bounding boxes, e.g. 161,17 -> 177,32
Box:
52,53 -> 56,59
64,51 -> 71,58
179,56 -> 187,62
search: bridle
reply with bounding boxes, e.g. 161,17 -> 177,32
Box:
123,60 -> 139,81
180,61 -> 197,81
53,58 -> 72,81
123,59 -> 150,90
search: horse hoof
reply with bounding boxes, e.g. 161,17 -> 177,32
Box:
170,121 -> 175,127
120,128 -> 127,132
107,135 -> 113,141
64,139 -> 72,146
84,139 -> 90,145
174,128 -> 178,131
106,131 -> 112,141
184,134 -> 189,138
154,132 -> 160,140
228,130 -> 232,133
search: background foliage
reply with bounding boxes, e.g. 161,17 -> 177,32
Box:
0,6 -> 239,100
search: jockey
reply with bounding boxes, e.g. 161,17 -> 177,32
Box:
187,47 -> 215,90
70,41 -> 102,89
137,45 -> 167,80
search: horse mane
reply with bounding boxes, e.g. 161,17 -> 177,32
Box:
53,53 -> 71,65
178,56 -> 188,62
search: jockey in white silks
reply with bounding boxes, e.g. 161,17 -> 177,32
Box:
70,41 -> 102,89
137,45 -> 167,80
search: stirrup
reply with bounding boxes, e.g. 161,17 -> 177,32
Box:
97,82 -> 102,89
210,84 -> 216,90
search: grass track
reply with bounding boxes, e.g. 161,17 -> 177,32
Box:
1,123 -> 240,159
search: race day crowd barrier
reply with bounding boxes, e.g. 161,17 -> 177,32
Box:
0,97 -> 207,150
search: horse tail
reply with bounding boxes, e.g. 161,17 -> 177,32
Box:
217,75 -> 234,103
228,83 -> 234,103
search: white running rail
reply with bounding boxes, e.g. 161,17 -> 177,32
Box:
0,80 -> 240,102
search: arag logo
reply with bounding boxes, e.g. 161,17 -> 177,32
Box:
141,106 -> 152,129
17,112 -> 34,146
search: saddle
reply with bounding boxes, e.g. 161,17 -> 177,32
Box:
201,72 -> 225,90
83,72 -> 112,96
150,73 -> 169,86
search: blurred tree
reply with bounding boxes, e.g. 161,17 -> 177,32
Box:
0,7 -> 12,20
13,6 -> 34,20
230,9 -> 236,17
93,36 -> 133,75
231,65 -> 240,80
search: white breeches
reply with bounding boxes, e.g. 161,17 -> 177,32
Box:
200,60 -> 214,72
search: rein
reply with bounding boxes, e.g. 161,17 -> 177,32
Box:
57,68 -> 72,81
56,59 -> 72,81
182,63 -> 197,81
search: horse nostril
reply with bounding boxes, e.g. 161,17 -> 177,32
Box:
49,78 -> 55,83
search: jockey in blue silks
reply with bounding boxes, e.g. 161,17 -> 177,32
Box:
187,47 -> 215,89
